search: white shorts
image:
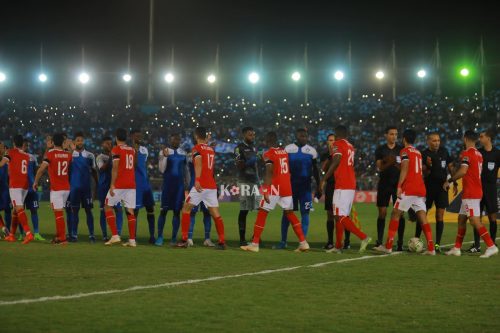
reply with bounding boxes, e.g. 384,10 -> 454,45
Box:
259,195 -> 293,211
459,199 -> 481,217
105,189 -> 136,209
333,190 -> 355,216
9,188 -> 28,207
186,188 -> 218,208
50,190 -> 70,210
394,195 -> 426,213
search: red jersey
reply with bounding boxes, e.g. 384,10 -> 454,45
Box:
331,139 -> 356,190
44,148 -> 72,191
262,147 -> 292,196
400,146 -> 426,197
111,144 -> 136,189
5,148 -> 30,189
192,143 -> 217,189
460,147 -> 483,199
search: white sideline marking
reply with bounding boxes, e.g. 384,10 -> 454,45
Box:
0,253 -> 400,306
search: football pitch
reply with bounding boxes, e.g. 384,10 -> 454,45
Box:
0,202 -> 499,333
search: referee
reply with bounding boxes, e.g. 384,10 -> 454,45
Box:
469,128 -> 499,252
415,132 -> 454,253
234,127 -> 261,246
374,126 -> 405,250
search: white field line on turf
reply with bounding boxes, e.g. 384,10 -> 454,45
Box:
0,253 -> 400,306
2,237 -> 498,307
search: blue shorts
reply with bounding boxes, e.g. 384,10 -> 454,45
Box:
0,190 -> 11,210
161,186 -> 185,212
191,202 -> 209,214
70,187 -> 93,209
291,185 -> 313,212
24,191 -> 39,209
136,188 -> 155,209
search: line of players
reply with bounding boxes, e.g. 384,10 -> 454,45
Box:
0,125 -> 498,257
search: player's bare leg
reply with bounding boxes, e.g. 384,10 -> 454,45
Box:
334,215 -> 371,253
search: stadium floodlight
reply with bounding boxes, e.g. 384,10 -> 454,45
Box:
164,72 -> 175,84
291,71 -> 301,81
375,71 -> 385,80
0,72 -> 6,83
334,70 -> 345,81
248,72 -> 260,84
460,68 -> 470,77
207,74 -> 216,84
122,73 -> 132,82
38,73 -> 48,83
417,69 -> 427,78
78,72 -> 90,84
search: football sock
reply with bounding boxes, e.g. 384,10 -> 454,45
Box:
421,223 -> 434,250
188,213 -> 196,239
172,212 -> 180,242
385,219 -> 399,249
252,210 -> 268,244
126,213 -> 136,240
238,210 -> 248,242
301,211 -> 310,237
490,219 -> 497,243
105,209 -> 118,236
280,214 -> 290,243
477,226 -> 495,248
414,221 -> 422,238
454,226 -> 466,249
65,207 -> 73,238
376,217 -> 385,244
99,209 -> 108,238
16,209 -> 31,235
54,210 -> 66,241
4,206 -> 12,230
397,217 -> 406,247
30,208 -> 39,234
326,219 -> 334,244
341,216 -> 366,240
181,212 -> 190,241
157,210 -> 167,238
335,220 -> 344,249
435,220 -> 444,245
285,211 -> 306,242
11,212 -> 19,234
146,209 -> 155,238
85,207 -> 94,237
203,211 -> 211,240
472,228 -> 481,248
72,207 -> 80,237
213,216 -> 225,244
115,207 -> 124,235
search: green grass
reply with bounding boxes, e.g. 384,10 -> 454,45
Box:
1,202 -> 499,333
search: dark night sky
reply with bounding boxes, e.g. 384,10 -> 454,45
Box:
1,0 -> 499,103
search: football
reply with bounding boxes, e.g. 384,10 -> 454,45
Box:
408,237 -> 424,253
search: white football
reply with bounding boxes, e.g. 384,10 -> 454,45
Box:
408,237 -> 424,253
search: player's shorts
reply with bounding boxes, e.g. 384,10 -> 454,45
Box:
186,188 -> 218,208
24,191 -> 39,209
376,184 -> 397,207
333,189 -> 355,216
238,182 -> 261,211
480,184 -> 498,214
425,182 -> 449,210
161,185 -> 185,211
324,184 -> 334,212
9,188 -> 28,207
291,184 -> 312,213
394,195 -> 426,213
259,195 -> 293,211
0,190 -> 11,210
459,199 -> 481,217
50,190 -> 71,210
105,189 -> 136,209
70,187 -> 93,209
136,188 -> 155,209
191,201 -> 209,214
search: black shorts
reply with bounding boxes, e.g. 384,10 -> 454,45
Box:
425,183 -> 449,210
480,184 -> 498,214
377,185 -> 397,208
324,185 -> 334,212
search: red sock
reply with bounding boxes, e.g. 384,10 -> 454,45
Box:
454,226 -> 466,249
54,210 -> 66,241
335,220 -> 344,249
181,212 -> 191,241
0,215 -> 5,228
285,211 -> 305,242
478,226 -> 495,248
213,216 -> 225,244
127,214 -> 136,240
385,219 -> 399,249
252,210 -> 268,244
421,223 -> 434,250
11,212 -> 19,234
16,209 -> 31,235
105,209 -> 118,236
341,216 -> 367,240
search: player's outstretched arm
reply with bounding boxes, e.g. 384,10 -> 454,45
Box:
33,161 -> 48,191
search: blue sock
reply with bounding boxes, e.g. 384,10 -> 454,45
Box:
188,213 -> 196,239
65,207 -> 73,238
147,209 -> 155,238
301,211 -> 310,237
99,209 -> 108,238
203,212 -> 211,240
157,210 -> 167,238
73,208 -> 80,237
4,206 -> 12,230
171,212 -> 180,242
85,208 -> 94,237
30,208 -> 39,234
280,214 -> 290,243
115,207 -> 123,235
